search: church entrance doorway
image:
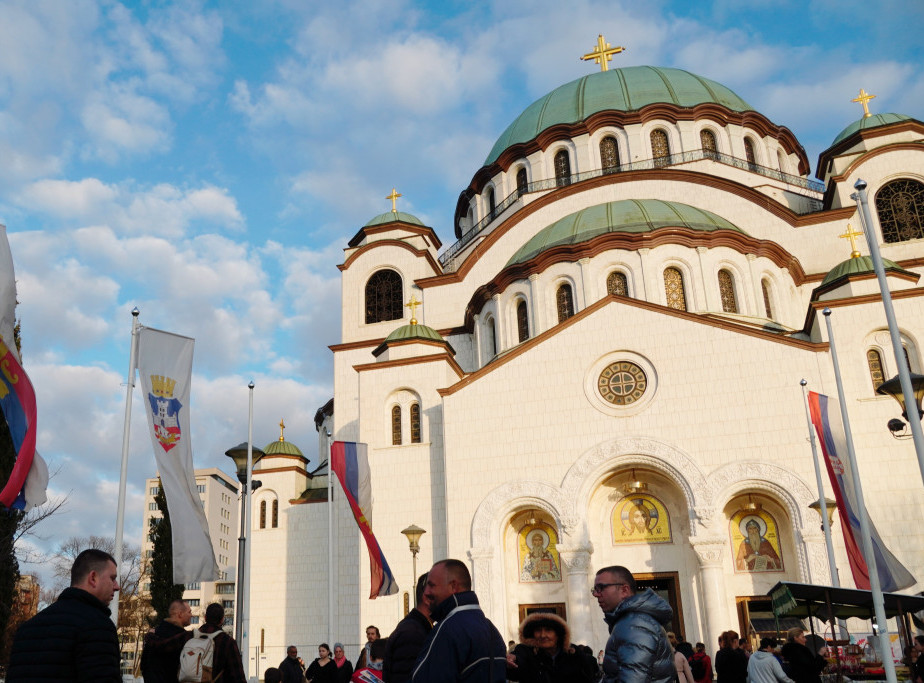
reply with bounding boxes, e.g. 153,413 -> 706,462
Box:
635,572 -> 684,638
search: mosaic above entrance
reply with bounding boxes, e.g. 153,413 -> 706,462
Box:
612,493 -> 672,544
730,509 -> 784,573
518,522 -> 563,583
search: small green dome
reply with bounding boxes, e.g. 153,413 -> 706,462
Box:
485,66 -> 752,166
830,113 -> 912,147
384,323 -> 444,343
263,439 -> 304,457
820,255 -> 910,286
364,211 -> 425,227
507,199 -> 746,266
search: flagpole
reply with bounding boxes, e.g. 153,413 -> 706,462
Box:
242,381 -> 255,677
327,430 -> 333,647
800,379 -> 840,587
112,307 -> 140,625
850,180 -> 924,484
823,308 -> 897,683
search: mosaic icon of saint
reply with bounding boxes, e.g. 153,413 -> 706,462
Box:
519,528 -> 561,582
735,515 -> 782,572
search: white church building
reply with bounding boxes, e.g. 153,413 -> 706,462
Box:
246,60 -> 924,672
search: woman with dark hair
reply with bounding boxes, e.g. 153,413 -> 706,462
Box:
506,612 -> 598,682
714,630 -> 748,683
307,643 -> 338,683
780,629 -> 827,683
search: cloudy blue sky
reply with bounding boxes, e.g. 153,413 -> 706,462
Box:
2,0 -> 922,581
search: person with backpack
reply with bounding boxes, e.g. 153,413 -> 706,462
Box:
180,602 -> 247,683
142,598 -> 194,682
690,643 -> 712,683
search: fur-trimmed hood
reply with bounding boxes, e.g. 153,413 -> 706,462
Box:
518,612 -> 571,651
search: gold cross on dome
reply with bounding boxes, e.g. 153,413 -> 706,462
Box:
405,294 -> 421,325
279,418 -> 286,442
386,188 -> 402,213
852,88 -> 876,118
580,34 -> 625,72
839,223 -> 864,259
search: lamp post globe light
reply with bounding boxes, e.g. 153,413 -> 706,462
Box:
225,442 -> 265,646
401,524 -> 426,606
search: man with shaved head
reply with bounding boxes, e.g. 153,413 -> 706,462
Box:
412,559 -> 506,682
140,598 -> 193,682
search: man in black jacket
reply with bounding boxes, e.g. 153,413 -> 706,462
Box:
140,598 -> 193,682
7,548 -> 121,682
383,574 -> 432,682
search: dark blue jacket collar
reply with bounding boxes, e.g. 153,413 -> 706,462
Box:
431,590 -> 480,622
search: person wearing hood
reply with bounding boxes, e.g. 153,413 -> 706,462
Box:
593,565 -> 674,683
506,612 -> 598,683
749,638 -> 794,683
411,559 -> 506,682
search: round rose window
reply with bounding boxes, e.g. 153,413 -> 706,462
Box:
597,361 -> 647,406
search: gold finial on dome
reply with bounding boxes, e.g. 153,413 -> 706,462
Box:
852,88 -> 876,118
386,187 -> 402,213
839,223 -> 864,259
580,34 -> 625,72
405,294 -> 421,325
279,418 -> 286,442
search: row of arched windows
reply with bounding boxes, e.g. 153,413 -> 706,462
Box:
259,499 -> 278,529
391,403 -> 422,446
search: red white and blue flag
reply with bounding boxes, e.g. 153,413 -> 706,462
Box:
330,441 -> 399,599
808,391 -> 915,592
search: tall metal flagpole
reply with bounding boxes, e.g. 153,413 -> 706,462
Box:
851,179 -> 924,484
112,307 -> 140,625
242,381 -> 255,677
327,430 -> 333,647
823,309 -> 897,683
800,379 -> 840,587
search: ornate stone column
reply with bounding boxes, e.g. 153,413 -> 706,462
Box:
696,246 -> 712,312
558,544 -> 595,645
528,274 -> 543,335
747,253 -> 761,318
468,547 -> 503,630
578,257 -> 592,310
492,293 -> 507,352
691,537 -> 729,650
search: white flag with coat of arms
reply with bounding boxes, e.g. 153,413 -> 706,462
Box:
137,327 -> 218,583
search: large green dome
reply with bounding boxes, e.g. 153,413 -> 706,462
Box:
830,113 -> 912,147
364,211 -> 425,227
507,199 -> 745,266
485,66 -> 753,166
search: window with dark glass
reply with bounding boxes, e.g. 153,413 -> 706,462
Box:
761,279 -> 774,319
516,300 -> 529,342
718,269 -> 738,313
664,267 -> 687,311
744,137 -> 757,169
486,188 -> 496,219
259,500 -> 266,529
875,179 -> 924,243
651,130 -> 670,167
867,349 -> 884,391
700,129 -> 717,158
556,284 -> 574,323
607,271 -> 628,296
410,403 -> 421,443
365,269 -> 403,324
272,500 -> 278,528
516,168 -> 528,197
391,405 -> 402,445
600,137 -> 619,173
485,317 -> 497,357
554,150 -> 571,187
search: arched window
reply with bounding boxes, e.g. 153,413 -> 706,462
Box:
365,269 -> 403,324
743,137 -> 757,168
486,187 -> 496,219
410,403 -> 421,443
556,283 -> 574,323
651,129 -> 671,167
391,405 -> 402,445
761,279 -> 774,319
718,269 -> 738,313
867,349 -> 884,391
516,168 -> 528,197
516,300 -> 529,343
259,500 -> 266,529
664,267 -> 687,311
607,271 -> 628,296
875,179 -> 924,243
272,500 -> 278,528
700,129 -> 717,158
484,317 -> 497,358
600,137 -> 619,173
554,150 -> 571,187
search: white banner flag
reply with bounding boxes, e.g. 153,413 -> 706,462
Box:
137,327 -> 217,583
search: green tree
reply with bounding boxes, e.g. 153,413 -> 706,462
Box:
149,481 -> 183,620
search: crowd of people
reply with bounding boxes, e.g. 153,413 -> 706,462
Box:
6,548 -> 924,683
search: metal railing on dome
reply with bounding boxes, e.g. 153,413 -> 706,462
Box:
438,149 -> 825,271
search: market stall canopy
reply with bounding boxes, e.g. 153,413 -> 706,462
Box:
769,581 -> 924,621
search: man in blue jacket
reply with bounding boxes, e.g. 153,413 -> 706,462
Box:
411,559 -> 506,682
593,565 -> 674,683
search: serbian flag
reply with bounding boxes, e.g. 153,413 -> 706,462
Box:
330,441 -> 398,598
808,391 -> 915,591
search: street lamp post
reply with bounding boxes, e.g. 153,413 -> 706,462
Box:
401,524 -> 426,606
225,440 -> 265,648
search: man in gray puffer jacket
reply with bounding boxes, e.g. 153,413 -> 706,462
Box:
593,565 -> 675,683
